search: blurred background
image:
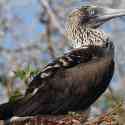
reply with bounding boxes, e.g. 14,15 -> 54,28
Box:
0,0 -> 125,116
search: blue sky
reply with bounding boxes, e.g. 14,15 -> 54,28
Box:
0,0 -> 125,102
3,0 -> 43,49
2,0 -> 120,49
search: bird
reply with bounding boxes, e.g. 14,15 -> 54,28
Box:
0,5 -> 125,121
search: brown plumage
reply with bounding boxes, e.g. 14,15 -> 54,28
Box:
0,5 -> 125,120
13,45 -> 114,116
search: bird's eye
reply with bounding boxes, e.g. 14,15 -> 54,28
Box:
89,9 -> 95,16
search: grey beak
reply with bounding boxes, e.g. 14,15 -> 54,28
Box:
98,8 -> 125,22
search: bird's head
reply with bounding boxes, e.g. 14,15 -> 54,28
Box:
67,5 -> 125,48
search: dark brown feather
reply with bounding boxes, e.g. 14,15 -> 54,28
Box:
12,46 -> 114,117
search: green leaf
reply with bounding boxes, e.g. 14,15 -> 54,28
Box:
14,64 -> 40,85
9,89 -> 23,104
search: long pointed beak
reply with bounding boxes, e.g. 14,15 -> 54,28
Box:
97,8 -> 125,22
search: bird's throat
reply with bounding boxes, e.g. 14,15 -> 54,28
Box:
67,26 -> 109,49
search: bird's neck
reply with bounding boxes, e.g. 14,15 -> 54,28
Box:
67,26 -> 109,49
67,25 -> 114,59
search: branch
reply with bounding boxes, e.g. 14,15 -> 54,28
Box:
39,0 -> 65,36
2,111 -> 89,125
46,14 -> 55,59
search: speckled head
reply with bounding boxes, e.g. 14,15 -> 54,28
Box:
67,5 -> 125,48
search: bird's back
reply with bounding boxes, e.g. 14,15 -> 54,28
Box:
12,46 -> 114,117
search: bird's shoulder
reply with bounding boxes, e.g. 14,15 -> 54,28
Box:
25,48 -> 93,96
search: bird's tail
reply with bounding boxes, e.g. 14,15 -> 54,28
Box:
0,102 -> 14,120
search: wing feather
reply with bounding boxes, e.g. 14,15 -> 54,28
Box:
13,47 -> 114,116
25,48 -> 92,96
